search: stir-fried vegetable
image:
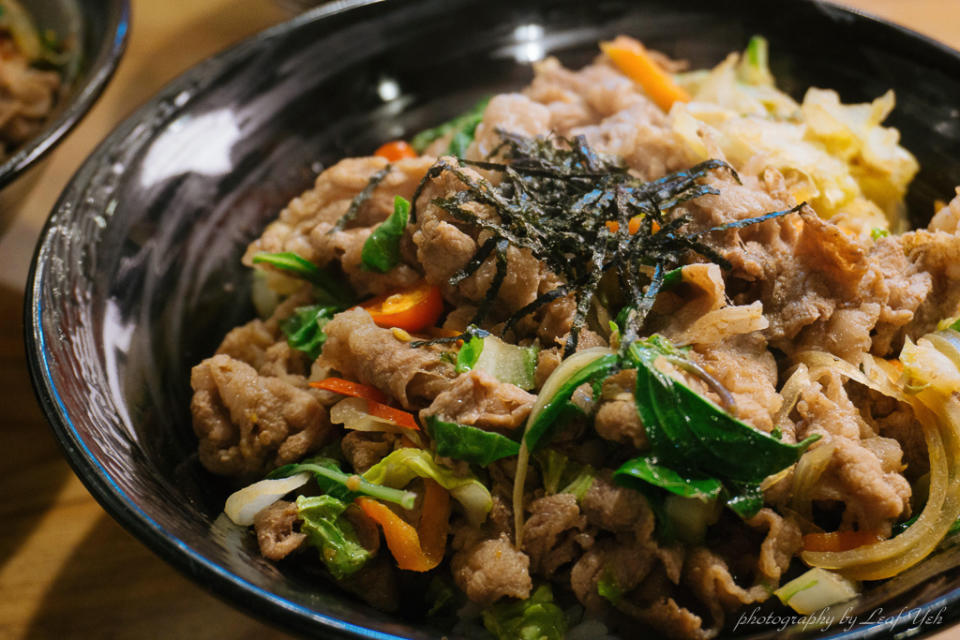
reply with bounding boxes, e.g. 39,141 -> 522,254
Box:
330,397 -> 422,437
297,495 -> 372,579
774,568 -> 859,615
410,97 -> 489,155
455,331 -> 539,390
425,416 -> 520,466
251,251 -> 353,306
362,449 -> 492,526
536,449 -> 596,501
224,472 -> 311,526
357,478 -> 450,572
362,195 -> 410,273
361,281 -> 444,332
600,35 -> 691,112
310,377 -> 389,404
481,585 -> 567,640
616,336 -> 818,520
803,531 -> 884,553
281,304 -> 339,361
269,457 -> 417,510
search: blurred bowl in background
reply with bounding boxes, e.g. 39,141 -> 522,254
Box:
0,0 -> 129,190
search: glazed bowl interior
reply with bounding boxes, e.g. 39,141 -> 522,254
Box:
26,0 -> 960,638
0,0 -> 128,188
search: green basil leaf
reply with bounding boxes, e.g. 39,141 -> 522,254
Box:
280,304 -> 338,361
361,195 -> 410,273
725,482 -> 764,519
251,251 -> 353,306
410,97 -> 490,154
525,353 -> 619,451
425,415 -> 520,466
296,495 -> 371,580
627,337 -> 818,484
614,455 -> 722,500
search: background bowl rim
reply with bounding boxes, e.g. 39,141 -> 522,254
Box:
23,0 -> 960,638
0,0 -> 131,190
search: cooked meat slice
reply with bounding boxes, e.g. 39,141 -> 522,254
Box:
253,500 -> 306,561
216,319 -> 275,371
244,155 -> 434,265
190,354 -> 333,479
451,533 -> 532,605
581,473 -> 655,540
522,493 -> 587,576
341,431 -> 394,474
617,597 -> 709,640
570,534 -> 655,613
420,369 -> 535,430
683,547 -> 768,632
595,369 -> 647,450
321,308 -> 455,409
795,372 -> 911,533
469,93 -> 552,160
689,333 -> 781,433
341,555 -> 399,612
747,508 -> 803,583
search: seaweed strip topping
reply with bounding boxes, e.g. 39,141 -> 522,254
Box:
406,130 -> 802,355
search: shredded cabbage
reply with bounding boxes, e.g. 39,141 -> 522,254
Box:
672,39 -> 917,235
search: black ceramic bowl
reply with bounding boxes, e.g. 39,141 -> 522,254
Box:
25,1 -> 960,638
0,0 -> 129,189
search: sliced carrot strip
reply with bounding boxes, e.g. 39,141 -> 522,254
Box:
601,36 -> 691,112
366,399 -> 420,431
309,377 -> 389,404
803,530 -> 884,552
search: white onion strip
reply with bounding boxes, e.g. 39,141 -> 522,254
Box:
224,472 -> 311,526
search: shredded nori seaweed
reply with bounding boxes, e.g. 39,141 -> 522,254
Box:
408,131 -> 802,355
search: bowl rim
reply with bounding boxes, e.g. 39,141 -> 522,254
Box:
0,0 -> 131,190
23,1 -> 960,638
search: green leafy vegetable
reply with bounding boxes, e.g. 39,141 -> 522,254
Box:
525,353 -> 619,452
455,330 -> 539,390
280,305 -> 338,361
614,456 -> 722,501
296,495 -> 371,579
362,448 -> 492,526
251,251 -> 353,306
425,415 -> 520,466
361,195 -> 410,273
410,97 -> 489,155
269,457 -> 417,509
627,336 -> 819,483
482,585 -> 567,640
535,449 -> 596,501
725,482 -> 765,519
871,227 -> 891,240
616,336 -> 818,522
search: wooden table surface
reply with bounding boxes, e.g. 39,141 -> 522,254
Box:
1,1 -> 959,638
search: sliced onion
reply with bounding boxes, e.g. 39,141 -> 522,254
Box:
774,363 -> 810,430
330,397 -> 424,446
790,441 -> 835,520
797,350 -> 905,402
514,347 -> 614,546
224,472 -> 311,526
